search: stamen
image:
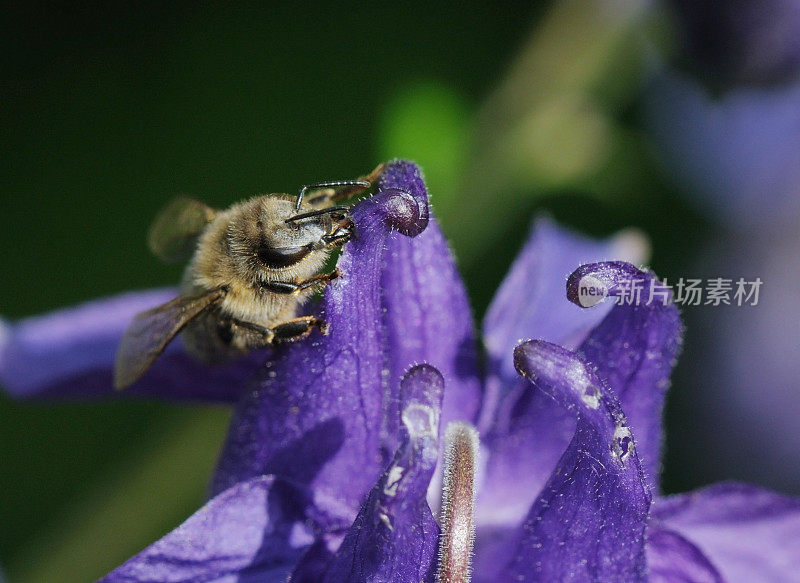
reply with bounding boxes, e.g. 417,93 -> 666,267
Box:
437,422 -> 479,583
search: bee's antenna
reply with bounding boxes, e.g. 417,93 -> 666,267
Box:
295,180 -> 370,211
285,206 -> 348,223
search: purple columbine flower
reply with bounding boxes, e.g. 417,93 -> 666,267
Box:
2,161 -> 799,581
645,1 -> 800,232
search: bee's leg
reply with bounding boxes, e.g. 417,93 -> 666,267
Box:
232,316 -> 328,345
320,219 -> 353,248
295,269 -> 341,291
297,163 -> 386,209
271,316 -> 329,343
259,270 -> 341,295
289,215 -> 352,244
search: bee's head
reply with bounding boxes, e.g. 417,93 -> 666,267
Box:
227,196 -> 346,280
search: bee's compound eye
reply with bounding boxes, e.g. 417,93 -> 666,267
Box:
257,244 -> 313,268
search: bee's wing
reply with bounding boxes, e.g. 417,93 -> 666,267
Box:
114,288 -> 225,389
147,197 -> 218,263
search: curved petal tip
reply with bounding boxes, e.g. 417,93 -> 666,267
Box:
380,187 -> 429,235
566,261 -> 665,308
375,160 -> 431,236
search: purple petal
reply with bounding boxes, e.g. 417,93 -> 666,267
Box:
0,289 -> 261,403
474,387 -> 577,535
652,483 -> 800,582
101,475 -> 311,582
475,228 -> 650,530
211,162 -> 430,527
646,527 -> 723,583
379,162 -> 482,436
486,341 -> 651,582
482,217 -> 648,394
568,262 -> 683,491
320,365 -> 443,583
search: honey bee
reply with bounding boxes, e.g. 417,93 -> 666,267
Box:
114,164 -> 384,389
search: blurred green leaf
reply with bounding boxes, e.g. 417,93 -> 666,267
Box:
378,80 -> 471,207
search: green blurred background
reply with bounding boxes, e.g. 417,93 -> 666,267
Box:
0,1 -> 742,580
